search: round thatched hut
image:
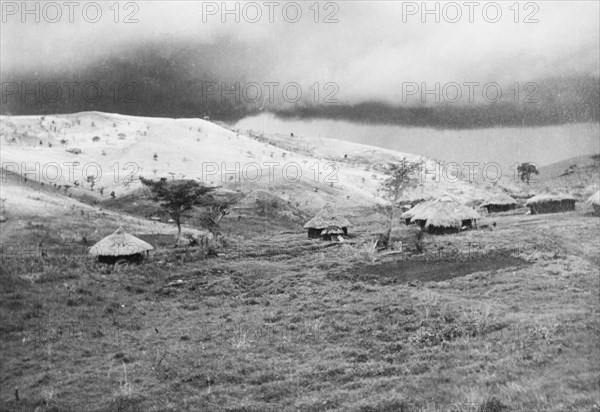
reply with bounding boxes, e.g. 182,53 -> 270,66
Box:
400,199 -> 434,225
410,195 -> 480,234
303,203 -> 352,240
587,191 -> 600,215
525,194 -> 576,215
479,193 -> 518,213
89,227 -> 153,264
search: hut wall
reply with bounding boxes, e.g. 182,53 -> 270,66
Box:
427,225 -> 459,235
307,228 -> 322,238
98,253 -> 144,265
529,200 -> 576,214
461,219 -> 475,229
422,219 -> 475,234
593,204 -> 600,216
485,204 -> 516,213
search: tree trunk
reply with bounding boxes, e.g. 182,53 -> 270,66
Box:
175,219 -> 182,245
384,207 -> 395,249
384,192 -> 400,250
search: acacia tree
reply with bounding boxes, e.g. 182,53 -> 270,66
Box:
517,162 -> 539,184
140,177 -> 218,244
378,159 -> 423,249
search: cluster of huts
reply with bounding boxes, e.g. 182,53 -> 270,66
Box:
89,189 -> 599,265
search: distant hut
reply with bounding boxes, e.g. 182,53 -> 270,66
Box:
410,195 -> 480,234
480,193 -> 518,213
587,191 -> 600,215
303,203 -> 352,240
89,227 -> 153,264
525,194 -> 576,215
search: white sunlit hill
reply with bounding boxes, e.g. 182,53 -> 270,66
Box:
1,111 -> 527,217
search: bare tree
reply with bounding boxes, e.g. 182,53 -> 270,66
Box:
378,158 -> 423,249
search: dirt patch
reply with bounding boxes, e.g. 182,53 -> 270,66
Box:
339,251 -> 530,284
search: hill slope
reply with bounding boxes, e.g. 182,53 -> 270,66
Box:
1,112 -> 518,215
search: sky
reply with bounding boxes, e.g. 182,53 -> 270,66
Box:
2,1 -> 599,105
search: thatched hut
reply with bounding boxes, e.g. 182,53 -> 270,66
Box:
410,195 -> 480,234
89,227 -> 153,264
525,194 -> 576,214
303,203 -> 351,240
587,191 -> 600,215
400,199 -> 434,225
480,193 -> 518,213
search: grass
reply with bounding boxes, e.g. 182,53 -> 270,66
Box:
0,209 -> 599,411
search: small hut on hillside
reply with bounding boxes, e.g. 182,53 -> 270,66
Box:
89,227 -> 153,264
525,194 -> 576,215
587,191 -> 600,215
480,193 -> 518,213
303,203 -> 351,240
410,195 -> 480,234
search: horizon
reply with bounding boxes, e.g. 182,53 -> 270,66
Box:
4,109 -> 596,171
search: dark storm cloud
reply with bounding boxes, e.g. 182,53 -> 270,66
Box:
1,1 -> 598,122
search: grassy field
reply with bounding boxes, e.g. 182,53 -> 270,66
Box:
1,207 -> 599,412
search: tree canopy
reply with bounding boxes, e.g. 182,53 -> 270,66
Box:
140,177 -> 218,243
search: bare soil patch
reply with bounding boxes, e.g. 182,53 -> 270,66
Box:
341,251 -> 529,285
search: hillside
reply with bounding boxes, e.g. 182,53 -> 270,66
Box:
0,112 -> 521,217
1,113 -> 599,412
536,154 -> 600,192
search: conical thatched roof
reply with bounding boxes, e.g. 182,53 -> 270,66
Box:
480,193 -> 518,207
303,203 -> 352,229
411,195 -> 480,228
89,227 -> 153,257
400,199 -> 434,220
525,193 -> 576,205
587,191 -> 600,206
